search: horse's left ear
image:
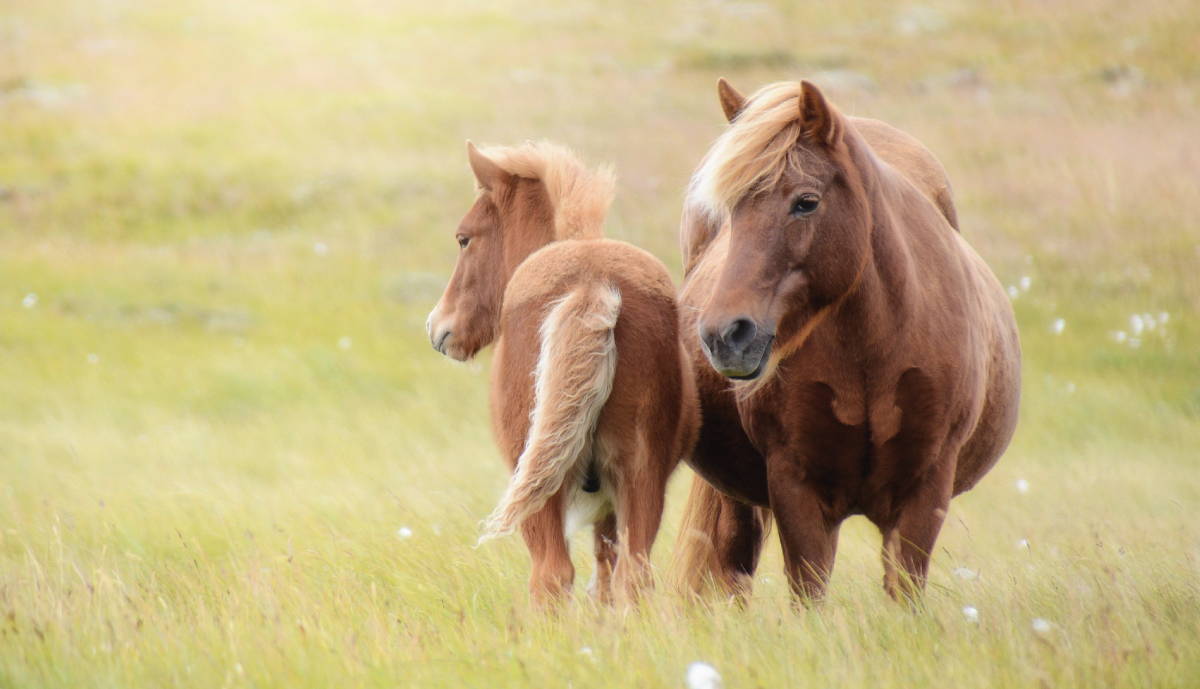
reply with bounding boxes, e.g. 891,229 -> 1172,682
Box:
798,81 -> 842,147
467,141 -> 506,191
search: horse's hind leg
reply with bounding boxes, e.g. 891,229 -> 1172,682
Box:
674,476 -> 770,602
521,492 -> 574,608
589,512 -> 618,604
612,470 -> 666,603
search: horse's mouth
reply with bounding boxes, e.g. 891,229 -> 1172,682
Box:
705,334 -> 774,380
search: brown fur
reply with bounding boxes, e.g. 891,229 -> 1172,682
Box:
674,80 -> 1020,603
428,141 -> 698,606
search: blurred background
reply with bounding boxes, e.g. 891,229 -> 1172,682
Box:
2,1 -> 1198,687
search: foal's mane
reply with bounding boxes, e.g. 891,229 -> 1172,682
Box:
686,81 -> 819,223
478,141 -> 615,240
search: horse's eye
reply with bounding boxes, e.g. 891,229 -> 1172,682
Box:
790,194 -> 820,217
457,235 -> 470,249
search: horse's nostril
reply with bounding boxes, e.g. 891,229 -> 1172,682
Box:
723,318 -> 758,349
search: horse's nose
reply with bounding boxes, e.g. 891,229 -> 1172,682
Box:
702,317 -> 758,356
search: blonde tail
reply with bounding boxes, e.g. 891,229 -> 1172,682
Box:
479,283 -> 621,542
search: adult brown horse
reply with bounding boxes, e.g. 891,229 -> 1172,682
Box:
673,80 -> 1020,602
427,141 -> 697,606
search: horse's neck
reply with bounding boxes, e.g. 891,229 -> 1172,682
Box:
837,156 -> 922,352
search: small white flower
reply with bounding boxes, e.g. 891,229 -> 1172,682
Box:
686,662 -> 723,689
87,353 -> 100,365
579,646 -> 594,657
396,526 -> 413,539
1007,285 -> 1019,299
1015,478 -> 1030,494
22,293 -> 38,309
1052,318 -> 1065,334
1019,276 -> 1032,291
1016,538 -> 1030,550
1129,314 -> 1144,335
953,567 -> 978,581
962,605 -> 980,623
1112,330 -> 1127,343
313,241 -> 329,256
338,336 -> 352,350
1031,618 -> 1053,635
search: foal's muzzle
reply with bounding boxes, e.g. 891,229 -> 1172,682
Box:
699,317 -> 774,380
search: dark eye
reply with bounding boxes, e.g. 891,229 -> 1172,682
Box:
457,235 -> 470,249
790,194 -> 820,217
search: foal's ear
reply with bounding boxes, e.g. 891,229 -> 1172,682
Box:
716,77 -> 747,123
798,81 -> 842,147
466,141 -> 506,191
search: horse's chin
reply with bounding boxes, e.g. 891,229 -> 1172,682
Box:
708,338 -> 773,381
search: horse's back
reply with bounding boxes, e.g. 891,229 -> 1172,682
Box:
850,116 -> 959,231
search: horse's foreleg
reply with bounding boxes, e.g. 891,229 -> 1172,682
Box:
881,461 -> 954,602
520,493 -> 574,608
768,459 -> 840,603
588,512 -> 618,604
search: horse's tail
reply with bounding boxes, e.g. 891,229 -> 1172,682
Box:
672,473 -> 772,596
479,282 -> 621,542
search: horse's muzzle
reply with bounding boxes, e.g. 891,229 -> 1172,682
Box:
699,317 -> 774,380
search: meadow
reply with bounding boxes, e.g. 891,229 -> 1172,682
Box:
2,0 -> 1199,686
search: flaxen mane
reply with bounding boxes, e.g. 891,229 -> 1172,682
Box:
478,141 -> 616,240
686,82 -> 821,223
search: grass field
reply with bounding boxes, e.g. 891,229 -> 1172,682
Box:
2,0 -> 1199,686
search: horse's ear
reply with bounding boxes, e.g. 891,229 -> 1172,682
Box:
717,77 -> 747,123
798,81 -> 842,147
467,141 -> 505,191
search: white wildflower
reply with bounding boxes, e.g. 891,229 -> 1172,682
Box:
1016,538 -> 1030,550
1019,276 -> 1032,291
962,606 -> 980,623
1052,318 -> 1065,334
579,646 -> 594,658
1015,478 -> 1030,494
686,662 -> 723,689
1007,285 -> 1019,299
1112,331 -> 1127,343
396,526 -> 413,539
313,241 -> 329,256
1129,314 -> 1144,335
22,293 -> 37,309
953,567 -> 978,581
1031,618 -> 1053,635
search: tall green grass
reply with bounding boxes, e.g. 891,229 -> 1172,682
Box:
2,0 -> 1198,686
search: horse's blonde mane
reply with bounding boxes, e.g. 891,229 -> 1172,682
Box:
478,141 -> 615,240
686,82 -> 810,222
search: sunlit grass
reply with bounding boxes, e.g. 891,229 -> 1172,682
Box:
2,0 -> 1198,686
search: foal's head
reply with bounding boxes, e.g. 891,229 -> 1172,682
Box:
690,80 -> 874,380
427,142 -> 614,361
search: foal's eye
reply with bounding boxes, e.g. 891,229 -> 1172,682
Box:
457,235 -> 470,249
790,194 -> 820,217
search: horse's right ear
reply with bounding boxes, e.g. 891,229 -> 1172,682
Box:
467,141 -> 505,191
717,77 -> 747,123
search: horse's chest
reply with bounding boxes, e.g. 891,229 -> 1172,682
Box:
741,367 -> 946,520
